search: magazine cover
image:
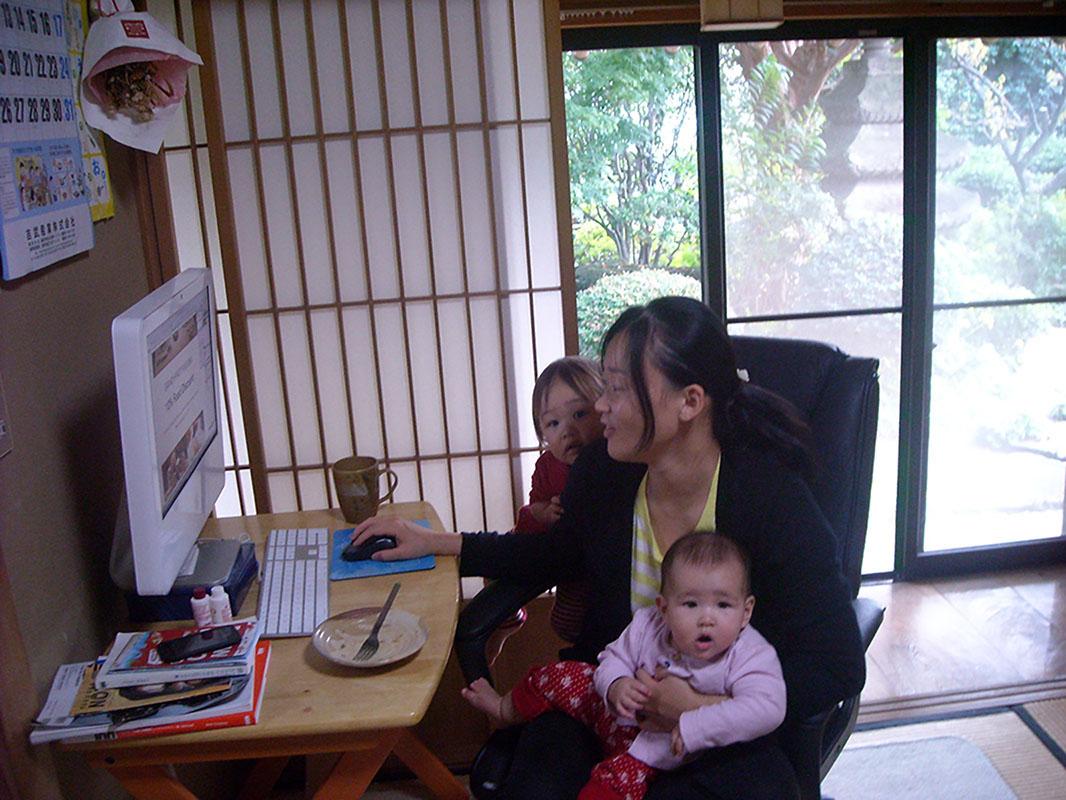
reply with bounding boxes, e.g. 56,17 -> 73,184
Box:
94,618 -> 261,689
114,618 -> 258,670
69,663 -> 232,715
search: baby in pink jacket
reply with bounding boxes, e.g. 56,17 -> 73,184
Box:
463,531 -> 786,800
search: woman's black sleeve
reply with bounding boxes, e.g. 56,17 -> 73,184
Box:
458,513 -> 586,585
752,472 -> 866,723
457,445 -> 607,586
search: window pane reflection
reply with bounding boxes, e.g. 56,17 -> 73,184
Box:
721,39 -> 903,318
926,305 -> 1066,551
935,37 -> 1066,305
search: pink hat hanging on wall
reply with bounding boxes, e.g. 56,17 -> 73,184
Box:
80,1 -> 202,153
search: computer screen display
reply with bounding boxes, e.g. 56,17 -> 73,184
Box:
111,269 -> 225,596
145,286 -> 218,514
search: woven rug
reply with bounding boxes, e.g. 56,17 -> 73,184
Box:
823,700 -> 1066,800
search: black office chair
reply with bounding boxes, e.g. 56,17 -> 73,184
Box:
456,335 -> 885,800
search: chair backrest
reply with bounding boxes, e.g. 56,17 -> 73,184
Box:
731,336 -> 879,596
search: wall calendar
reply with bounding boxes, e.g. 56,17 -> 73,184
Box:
0,0 -> 92,281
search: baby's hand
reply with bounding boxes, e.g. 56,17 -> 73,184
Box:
670,725 -> 685,757
607,676 -> 651,719
531,497 -> 563,526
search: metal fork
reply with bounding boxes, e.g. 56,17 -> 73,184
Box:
356,582 -> 401,661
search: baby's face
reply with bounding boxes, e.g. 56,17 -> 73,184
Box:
656,559 -> 754,662
539,379 -> 604,465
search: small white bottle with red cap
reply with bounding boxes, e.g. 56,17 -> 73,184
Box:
190,587 -> 212,626
209,585 -> 233,624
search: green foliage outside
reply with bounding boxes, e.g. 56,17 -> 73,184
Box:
931,38 -> 1066,491
565,47 -> 700,341
565,48 -> 699,271
564,35 -> 1066,552
575,270 -> 701,358
719,44 -> 902,320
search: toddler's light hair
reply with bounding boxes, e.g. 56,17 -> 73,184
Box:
531,356 -> 604,441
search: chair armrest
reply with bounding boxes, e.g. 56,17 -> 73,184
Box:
782,596 -> 885,799
854,595 -> 884,651
455,579 -> 551,686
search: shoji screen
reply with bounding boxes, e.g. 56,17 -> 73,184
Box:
149,0 -> 258,517
153,0 -> 573,534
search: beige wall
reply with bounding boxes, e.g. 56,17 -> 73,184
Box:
0,143 -> 149,799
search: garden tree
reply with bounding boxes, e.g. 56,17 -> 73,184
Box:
735,40 -> 859,113
938,38 -> 1066,196
719,42 -> 902,323
564,48 -> 698,270
937,37 -> 1066,300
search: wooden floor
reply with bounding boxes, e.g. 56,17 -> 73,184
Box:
857,563 -> 1066,722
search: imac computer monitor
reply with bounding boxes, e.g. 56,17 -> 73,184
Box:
110,268 -> 229,597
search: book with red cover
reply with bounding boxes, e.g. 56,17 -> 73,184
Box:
111,640 -> 271,740
31,641 -> 272,744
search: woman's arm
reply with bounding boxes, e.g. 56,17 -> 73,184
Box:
350,516 -> 461,559
636,667 -> 726,732
353,503 -> 586,586
743,467 -> 865,723
675,635 -> 787,753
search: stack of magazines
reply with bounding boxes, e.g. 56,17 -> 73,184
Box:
30,618 -> 269,744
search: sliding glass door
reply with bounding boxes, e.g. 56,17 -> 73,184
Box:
563,19 -> 1066,581
719,37 -> 903,575
924,37 -> 1066,556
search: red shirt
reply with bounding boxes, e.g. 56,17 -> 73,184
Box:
514,450 -> 570,533
514,450 -> 588,642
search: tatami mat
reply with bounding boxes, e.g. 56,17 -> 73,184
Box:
1022,697 -> 1066,754
836,711 -> 1065,799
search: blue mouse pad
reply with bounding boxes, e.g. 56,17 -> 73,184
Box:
329,521 -> 436,581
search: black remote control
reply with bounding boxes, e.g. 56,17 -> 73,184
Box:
156,624 -> 242,663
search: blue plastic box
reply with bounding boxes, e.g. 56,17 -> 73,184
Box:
124,541 -> 259,622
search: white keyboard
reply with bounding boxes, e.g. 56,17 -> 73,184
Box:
258,528 -> 330,637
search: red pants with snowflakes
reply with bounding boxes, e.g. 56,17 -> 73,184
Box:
510,660 -> 658,800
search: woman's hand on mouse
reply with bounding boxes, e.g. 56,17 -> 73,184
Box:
349,516 -> 461,560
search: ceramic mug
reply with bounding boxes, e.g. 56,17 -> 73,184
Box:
331,456 -> 399,524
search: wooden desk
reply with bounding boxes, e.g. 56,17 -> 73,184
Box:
64,503 -> 467,800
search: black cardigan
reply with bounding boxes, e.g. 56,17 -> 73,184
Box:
460,438 -> 865,724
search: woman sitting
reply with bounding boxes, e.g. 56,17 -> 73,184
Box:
352,296 -> 864,799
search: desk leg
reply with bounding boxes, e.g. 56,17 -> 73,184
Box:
313,730 -> 400,800
393,729 -> 469,800
238,756 -> 290,800
107,765 -> 199,800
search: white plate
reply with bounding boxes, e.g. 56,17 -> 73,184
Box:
312,607 -> 428,668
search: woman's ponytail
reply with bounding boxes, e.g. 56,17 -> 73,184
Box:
719,382 -> 815,477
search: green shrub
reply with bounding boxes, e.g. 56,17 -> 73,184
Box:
576,269 -> 702,357
948,145 -> 1019,205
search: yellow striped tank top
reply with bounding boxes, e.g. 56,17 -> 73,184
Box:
630,463 -> 720,612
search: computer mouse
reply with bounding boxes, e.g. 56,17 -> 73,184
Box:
342,534 -> 398,562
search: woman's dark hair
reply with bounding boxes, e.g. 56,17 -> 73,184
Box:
600,296 -> 814,474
